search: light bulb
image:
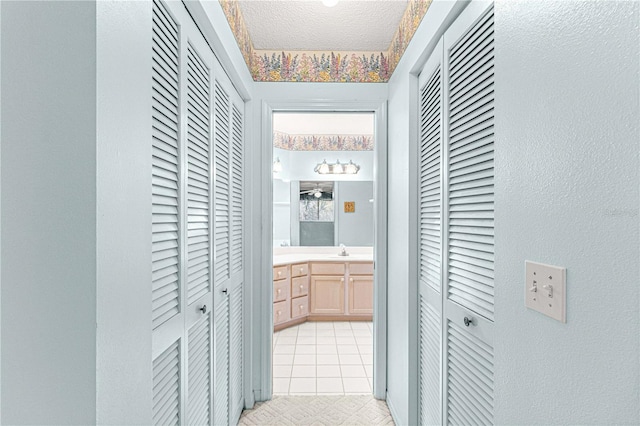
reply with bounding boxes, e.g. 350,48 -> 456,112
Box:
344,160 -> 359,174
332,160 -> 343,174
273,157 -> 283,173
314,190 -> 322,198
315,160 -> 330,174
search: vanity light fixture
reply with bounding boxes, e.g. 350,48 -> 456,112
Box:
273,157 -> 283,173
313,159 -> 360,175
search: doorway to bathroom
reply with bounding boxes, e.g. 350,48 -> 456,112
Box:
259,101 -> 388,401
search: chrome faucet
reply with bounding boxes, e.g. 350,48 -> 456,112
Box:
338,244 -> 349,256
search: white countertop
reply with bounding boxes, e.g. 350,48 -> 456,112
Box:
273,247 -> 373,266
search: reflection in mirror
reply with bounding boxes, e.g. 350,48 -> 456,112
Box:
299,181 -> 335,246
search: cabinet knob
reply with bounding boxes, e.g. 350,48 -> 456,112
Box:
463,316 -> 474,327
278,271 -> 282,276
300,267 -> 304,273
299,284 -> 303,289
222,288 -> 228,295
277,310 -> 281,316
341,278 -> 344,282
299,305 -> 303,310
199,305 -> 207,314
349,278 -> 353,283
277,288 -> 281,294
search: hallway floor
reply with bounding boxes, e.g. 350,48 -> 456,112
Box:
273,321 -> 373,395
238,395 -> 394,425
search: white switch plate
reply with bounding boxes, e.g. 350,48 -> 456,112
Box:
525,261 -> 566,323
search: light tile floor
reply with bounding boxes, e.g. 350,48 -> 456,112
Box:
273,321 -> 373,396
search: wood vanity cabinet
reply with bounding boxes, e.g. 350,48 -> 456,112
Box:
310,262 -> 373,320
348,263 -> 374,315
273,262 -> 309,331
273,265 -> 290,326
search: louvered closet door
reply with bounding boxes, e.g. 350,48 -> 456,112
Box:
212,58 -> 245,426
151,1 -> 215,424
417,37 -> 444,426
442,2 -> 495,425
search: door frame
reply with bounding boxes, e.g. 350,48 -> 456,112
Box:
259,99 -> 388,400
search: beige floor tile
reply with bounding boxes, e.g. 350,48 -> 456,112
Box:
341,364 -> 366,378
273,365 -> 292,378
317,365 -> 342,377
273,354 -> 294,365
355,336 -> 373,345
337,344 -> 359,354
278,328 -> 298,337
364,364 -> 373,378
316,344 -> 338,354
339,354 -> 362,365
342,377 -> 371,394
296,336 -> 316,345
291,365 -> 316,378
353,328 -> 373,336
316,354 -> 340,365
295,344 -> 316,354
289,378 -> 316,394
361,353 -> 373,364
336,336 -> 357,345
317,377 -> 344,393
272,378 -> 290,394
358,344 -> 373,354
277,336 -> 297,345
316,329 -> 335,336
293,354 -> 316,365
316,336 -> 336,345
333,322 -> 352,329
315,322 -> 334,329
273,344 -> 296,354
334,329 -> 354,336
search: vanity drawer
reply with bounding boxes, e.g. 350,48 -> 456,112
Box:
310,262 -> 345,275
290,295 -> 309,319
291,276 -> 309,298
273,265 -> 288,281
274,280 -> 289,302
291,263 -> 309,278
349,262 -> 374,275
274,300 -> 290,325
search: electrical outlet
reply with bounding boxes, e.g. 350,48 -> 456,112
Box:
525,261 -> 566,323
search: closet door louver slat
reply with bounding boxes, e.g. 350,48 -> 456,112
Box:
446,321 -> 494,426
418,38 -> 444,426
186,43 -> 211,306
152,0 -> 180,331
230,105 -> 243,274
187,318 -> 211,425
213,298 -> 230,426
214,81 -> 230,284
420,65 -> 443,294
446,6 -> 495,322
153,340 -> 181,426
229,287 -> 244,420
420,295 -> 441,425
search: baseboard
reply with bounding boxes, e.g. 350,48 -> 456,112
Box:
386,391 -> 402,425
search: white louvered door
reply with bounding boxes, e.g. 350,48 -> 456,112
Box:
418,37 -> 444,426
442,2 -> 495,425
417,2 -> 495,425
212,58 -> 245,426
151,1 -> 245,424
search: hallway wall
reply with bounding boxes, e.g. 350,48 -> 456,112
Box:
493,2 -> 639,423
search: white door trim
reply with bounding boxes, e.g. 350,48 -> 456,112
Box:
259,99 -> 388,400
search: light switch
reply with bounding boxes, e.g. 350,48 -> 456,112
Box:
525,261 -> 566,323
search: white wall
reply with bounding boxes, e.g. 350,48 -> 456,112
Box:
336,181 -> 374,247
493,2 -> 639,423
1,2 -> 97,423
96,2 -> 152,423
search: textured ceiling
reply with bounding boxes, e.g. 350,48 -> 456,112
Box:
237,0 -> 409,51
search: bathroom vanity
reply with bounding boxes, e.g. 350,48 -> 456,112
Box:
273,247 -> 374,331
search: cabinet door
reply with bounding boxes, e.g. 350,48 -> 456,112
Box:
310,276 -> 345,314
348,276 -> 373,314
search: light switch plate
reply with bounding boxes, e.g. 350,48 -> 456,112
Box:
525,261 -> 566,323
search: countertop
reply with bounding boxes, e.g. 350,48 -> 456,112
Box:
273,247 -> 374,267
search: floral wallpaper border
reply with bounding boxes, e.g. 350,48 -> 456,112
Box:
274,131 -> 374,151
219,0 -> 432,83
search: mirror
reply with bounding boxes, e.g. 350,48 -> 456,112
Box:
273,179 -> 373,247
272,111 -> 375,247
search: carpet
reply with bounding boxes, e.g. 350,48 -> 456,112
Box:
238,395 -> 395,426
